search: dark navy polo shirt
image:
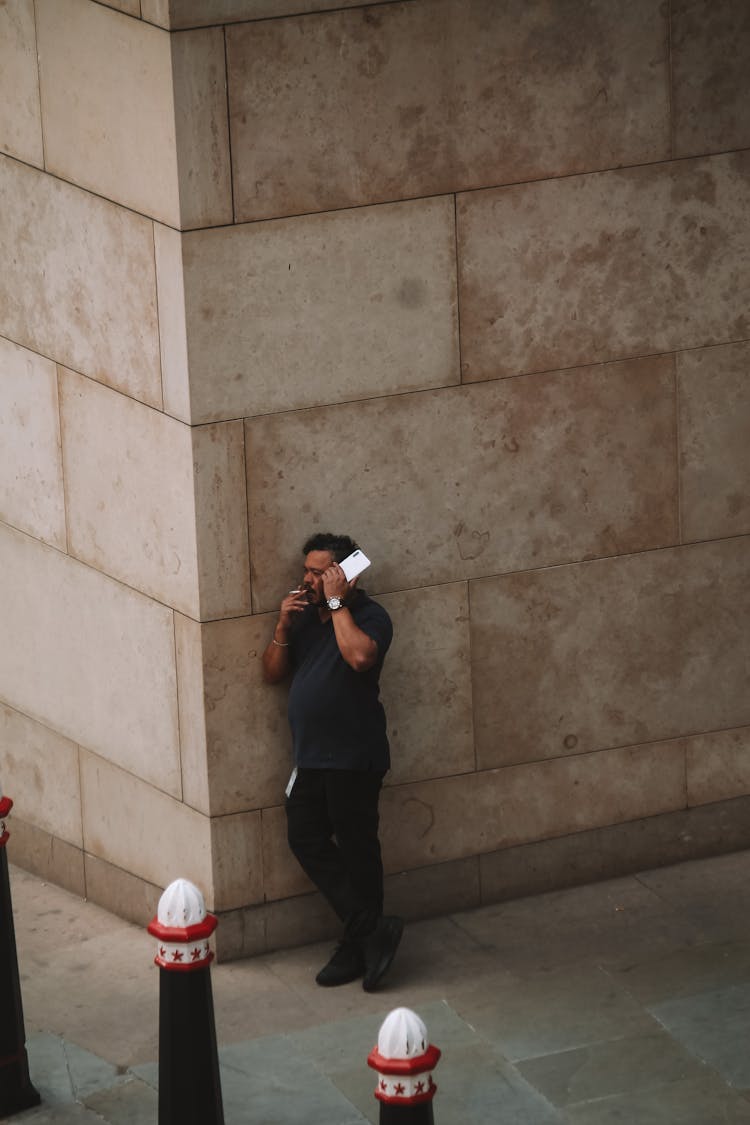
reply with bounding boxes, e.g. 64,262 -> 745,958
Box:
287,591 -> 393,772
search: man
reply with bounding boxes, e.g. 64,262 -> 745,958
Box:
262,532 -> 403,990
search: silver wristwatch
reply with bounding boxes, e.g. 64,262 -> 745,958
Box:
326,595 -> 344,611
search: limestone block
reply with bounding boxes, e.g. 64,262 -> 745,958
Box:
84,854 -> 161,928
172,28 -> 233,229
227,0 -> 669,220
153,223 -> 190,423
246,355 -> 678,608
261,805 -> 311,901
99,0 -> 140,14
0,523 -> 180,794
478,800 -> 748,905
197,614 -> 292,816
142,0 -> 368,30
80,751 -> 213,901
672,0 -> 750,158
0,158 -> 161,407
0,337 -> 65,549
0,703 -> 82,847
687,727 -> 750,807
59,369 -> 200,615
36,0 -> 178,225
175,197 -> 458,423
59,371 -> 250,619
192,420 -> 251,619
470,537 -> 750,770
377,584 -> 474,785
7,821 -> 85,897
0,0 -> 43,166
380,742 -> 686,873
678,341 -> 750,541
174,613 -> 209,814
385,855 -> 481,921
263,892 -> 339,953
210,810 -> 263,910
458,152 -> 750,381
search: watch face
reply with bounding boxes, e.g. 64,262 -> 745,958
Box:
328,596 -> 342,610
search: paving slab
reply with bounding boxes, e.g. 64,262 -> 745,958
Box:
650,981 -> 750,1089
451,963 -> 658,1061
564,1071 -> 750,1124
516,1030 -> 703,1107
606,938 -> 750,1005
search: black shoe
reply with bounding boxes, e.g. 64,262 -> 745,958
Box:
315,941 -> 365,987
362,916 -> 404,992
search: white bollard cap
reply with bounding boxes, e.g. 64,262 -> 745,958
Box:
377,1008 -> 428,1059
368,1007 -> 441,1107
157,878 -> 207,927
147,878 -> 217,971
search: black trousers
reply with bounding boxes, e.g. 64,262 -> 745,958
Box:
286,767 -> 385,943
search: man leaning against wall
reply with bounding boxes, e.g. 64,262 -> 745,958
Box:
262,531 -> 403,990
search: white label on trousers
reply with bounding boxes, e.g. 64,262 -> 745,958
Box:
285,767 -> 298,798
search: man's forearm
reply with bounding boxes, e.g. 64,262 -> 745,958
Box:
331,608 -> 378,672
262,622 -> 292,683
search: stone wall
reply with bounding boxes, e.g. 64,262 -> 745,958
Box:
1,0 -> 749,959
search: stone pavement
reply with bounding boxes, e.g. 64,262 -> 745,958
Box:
8,849 -> 750,1124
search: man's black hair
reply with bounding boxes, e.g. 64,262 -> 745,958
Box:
302,532 -> 358,564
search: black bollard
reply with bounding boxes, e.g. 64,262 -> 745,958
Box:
0,792 -> 41,1116
368,1007 -> 441,1124
148,879 -> 224,1125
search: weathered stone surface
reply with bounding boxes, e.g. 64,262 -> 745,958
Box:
458,152 -> 750,381
380,742 -> 686,873
36,0 -> 179,224
210,809 -> 263,910
480,791 -> 750,905
177,196 -> 458,423
98,0 -> 140,14
0,523 -> 180,794
171,27 -> 233,229
678,341 -> 750,542
671,0 -> 750,158
0,703 -> 82,847
686,727 -> 750,807
192,420 -> 252,619
83,854 -> 161,929
0,337 -> 65,549
195,613 -> 291,816
6,819 -> 86,898
36,0 -> 231,227
154,223 -> 190,422
173,613 -> 209,814
142,0 -> 370,30
246,356 -> 678,609
0,0 -> 43,166
378,584 -> 474,785
59,368 -> 200,615
80,751 -> 212,900
0,158 -> 161,407
227,0 -> 669,220
470,537 -> 750,769
261,805 -> 310,901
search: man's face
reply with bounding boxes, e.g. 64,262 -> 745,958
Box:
301,550 -> 335,604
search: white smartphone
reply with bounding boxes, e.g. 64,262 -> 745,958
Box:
340,548 -> 371,582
